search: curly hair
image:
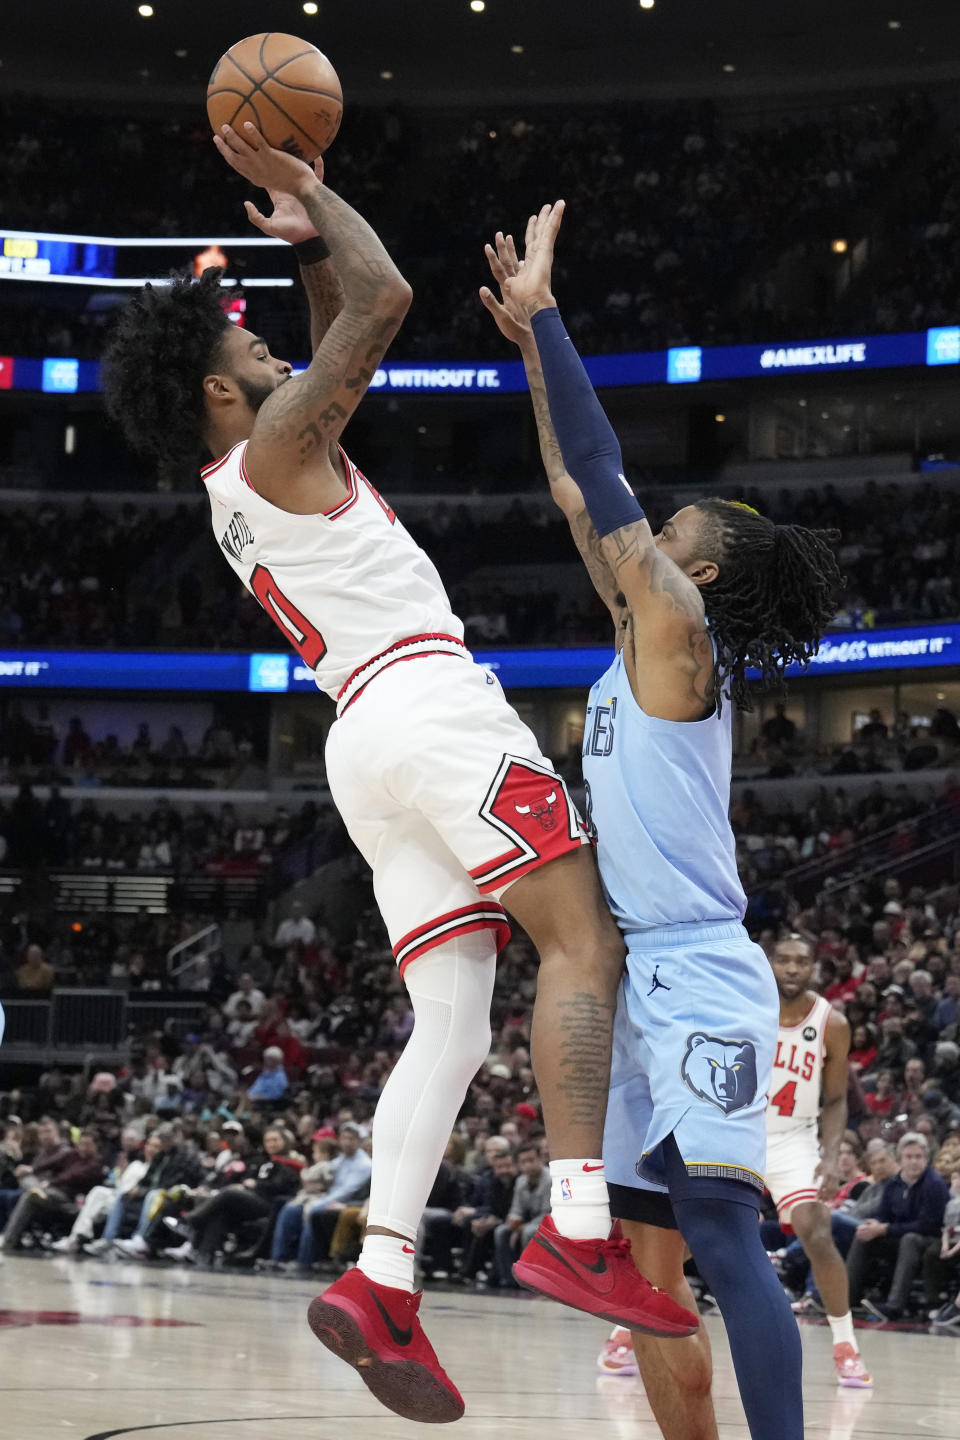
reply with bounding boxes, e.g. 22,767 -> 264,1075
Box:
101,269 -> 232,471
694,498 -> 843,712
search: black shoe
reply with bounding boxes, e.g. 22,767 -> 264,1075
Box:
861,1297 -> 900,1323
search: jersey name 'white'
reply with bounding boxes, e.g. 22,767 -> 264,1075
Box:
766,993 -> 833,1135
202,441 -> 462,701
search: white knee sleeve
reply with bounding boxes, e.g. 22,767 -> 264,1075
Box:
366,930 -> 496,1239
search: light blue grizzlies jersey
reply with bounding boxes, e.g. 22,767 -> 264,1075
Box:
582,649 -> 746,932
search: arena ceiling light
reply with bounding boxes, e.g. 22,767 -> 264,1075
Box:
470,1 -> 486,12
303,2 -> 319,13
639,0 -> 656,10
137,4 -> 153,15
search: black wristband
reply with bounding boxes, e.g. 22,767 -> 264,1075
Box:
294,236 -> 331,265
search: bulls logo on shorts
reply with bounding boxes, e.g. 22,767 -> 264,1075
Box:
469,754 -> 587,892
681,1032 -> 759,1116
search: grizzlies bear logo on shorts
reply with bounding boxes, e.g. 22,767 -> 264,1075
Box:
681,1032 -> 758,1115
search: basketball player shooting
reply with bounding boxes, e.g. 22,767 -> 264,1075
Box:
101,127 -> 697,1425
481,205 -> 843,1440
768,934 -> 872,1387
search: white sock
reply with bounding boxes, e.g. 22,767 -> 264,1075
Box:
828,1311 -> 857,1348
548,1160 -> 611,1240
359,1233 -> 417,1293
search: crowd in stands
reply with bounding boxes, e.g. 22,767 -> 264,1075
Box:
0,708 -> 268,792
1,860 -> 959,1322
0,90 -> 955,359
736,775 -> 960,903
0,789 -> 344,909
0,479 -> 958,660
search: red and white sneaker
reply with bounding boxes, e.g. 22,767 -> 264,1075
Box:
833,1342 -> 873,1388
513,1216 -> 698,1337
597,1326 -> 639,1376
307,1268 -> 464,1423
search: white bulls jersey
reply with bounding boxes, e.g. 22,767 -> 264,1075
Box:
202,441 -> 463,704
766,993 -> 833,1136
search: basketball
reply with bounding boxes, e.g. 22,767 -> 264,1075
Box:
207,33 -> 343,163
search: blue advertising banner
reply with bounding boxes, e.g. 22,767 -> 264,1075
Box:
0,624 -> 954,694
3,327 -> 959,396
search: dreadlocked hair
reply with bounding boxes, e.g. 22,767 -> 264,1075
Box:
694,497 -> 843,712
101,268 -> 231,471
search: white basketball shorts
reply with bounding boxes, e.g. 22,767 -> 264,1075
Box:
764,1125 -> 823,1223
324,649 -> 588,974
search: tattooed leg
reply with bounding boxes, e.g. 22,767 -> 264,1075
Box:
502,848 -> 624,1158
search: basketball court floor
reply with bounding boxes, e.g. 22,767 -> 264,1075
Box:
1,1255 -> 957,1438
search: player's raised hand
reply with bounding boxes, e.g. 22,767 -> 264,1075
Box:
503,201 -> 565,317
479,230 -> 533,347
213,121 -> 318,197
244,160 -> 326,245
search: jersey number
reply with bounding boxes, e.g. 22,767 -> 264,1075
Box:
769,1080 -> 797,1118
250,564 -> 326,669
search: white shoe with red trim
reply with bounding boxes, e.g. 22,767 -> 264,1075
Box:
833,1342 -> 872,1388
597,1327 -> 639,1376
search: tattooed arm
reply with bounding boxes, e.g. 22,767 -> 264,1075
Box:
599,519 -> 715,718
480,232 -> 623,620
300,255 -> 346,357
501,203 -> 714,720
240,167 -> 346,356
214,123 -> 410,511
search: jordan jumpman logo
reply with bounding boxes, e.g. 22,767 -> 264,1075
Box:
647,965 -> 671,997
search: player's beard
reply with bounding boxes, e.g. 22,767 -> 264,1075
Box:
235,373 -> 279,415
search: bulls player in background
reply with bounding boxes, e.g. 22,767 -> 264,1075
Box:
768,934 -> 872,1387
101,123 -> 697,1425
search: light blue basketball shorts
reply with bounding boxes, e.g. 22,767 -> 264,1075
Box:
603,920 -> 778,1199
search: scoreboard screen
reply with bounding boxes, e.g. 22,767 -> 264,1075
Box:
0,235 -> 116,280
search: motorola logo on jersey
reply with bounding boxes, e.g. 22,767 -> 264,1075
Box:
220,510 -> 255,562
802,1025 -> 817,1042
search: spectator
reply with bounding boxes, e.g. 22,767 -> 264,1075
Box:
0,1130 -> 102,1252
100,1124 -> 202,1257
223,972 -> 267,1019
15,944 -> 54,994
847,1132 -> 950,1321
51,1127 -> 147,1253
247,1047 -> 289,1105
275,1123 -> 372,1272
416,1136 -> 471,1279
493,1143 -> 551,1288
927,1166 -> 960,1329
863,1070 -> 898,1116
273,902 -> 316,950
167,1127 -> 302,1265
0,1115 -> 69,1233
761,704 -> 797,748
454,1138 -> 518,1285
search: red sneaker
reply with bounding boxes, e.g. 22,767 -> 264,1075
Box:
513,1215 -> 699,1337
307,1267 -> 464,1424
